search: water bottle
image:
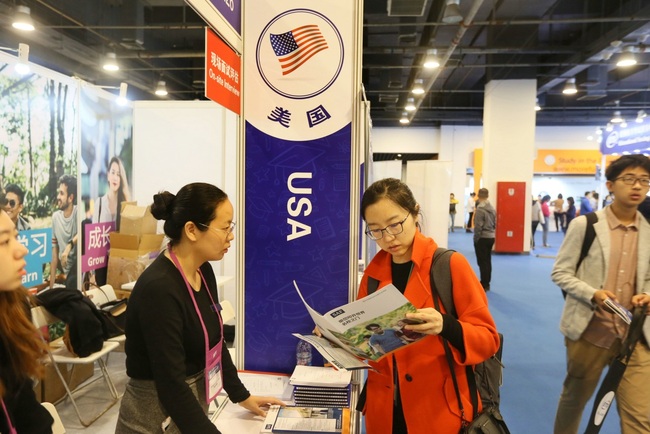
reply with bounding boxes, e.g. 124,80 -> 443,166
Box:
296,340 -> 312,366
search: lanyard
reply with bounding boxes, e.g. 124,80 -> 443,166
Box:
1,398 -> 17,434
167,249 -> 224,360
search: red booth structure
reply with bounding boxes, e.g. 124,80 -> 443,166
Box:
494,182 -> 526,253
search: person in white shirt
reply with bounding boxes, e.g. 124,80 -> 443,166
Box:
465,192 -> 476,233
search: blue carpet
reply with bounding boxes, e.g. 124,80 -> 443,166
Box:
448,229 -> 621,434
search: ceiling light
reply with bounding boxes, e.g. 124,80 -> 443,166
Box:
534,98 -> 541,111
562,78 -> 577,95
12,6 -> 35,31
102,52 -> 119,71
610,110 -> 624,123
616,46 -> 637,67
117,82 -> 128,106
155,80 -> 168,96
399,112 -> 410,125
423,49 -> 440,69
636,110 -> 647,123
587,135 -> 594,141
442,0 -> 463,24
411,79 -> 424,95
605,123 -> 613,132
15,43 -> 30,75
405,97 -> 416,112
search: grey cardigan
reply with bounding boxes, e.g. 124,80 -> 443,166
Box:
551,209 -> 650,343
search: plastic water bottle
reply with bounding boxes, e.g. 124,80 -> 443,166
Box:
296,340 -> 312,366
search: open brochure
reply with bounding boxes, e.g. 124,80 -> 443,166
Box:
293,280 -> 426,370
261,405 -> 348,433
603,298 -> 633,324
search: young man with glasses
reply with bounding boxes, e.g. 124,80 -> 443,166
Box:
3,184 -> 31,231
552,154 -> 650,434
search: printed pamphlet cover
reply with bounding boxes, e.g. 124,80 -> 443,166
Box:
292,280 -> 426,370
261,405 -> 346,433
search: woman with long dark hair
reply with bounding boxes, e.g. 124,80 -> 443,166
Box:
0,210 -> 53,433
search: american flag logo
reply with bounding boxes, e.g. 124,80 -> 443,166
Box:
269,24 -> 329,76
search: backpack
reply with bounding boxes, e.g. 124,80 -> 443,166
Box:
366,247 -> 504,410
561,212 -> 598,299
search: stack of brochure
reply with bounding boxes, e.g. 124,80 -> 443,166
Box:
289,366 -> 351,408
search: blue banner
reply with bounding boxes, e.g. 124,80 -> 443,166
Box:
19,228 -> 52,287
600,117 -> 650,155
244,2 -> 355,373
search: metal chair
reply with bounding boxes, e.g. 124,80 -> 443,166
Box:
31,306 -> 120,427
41,402 -> 66,434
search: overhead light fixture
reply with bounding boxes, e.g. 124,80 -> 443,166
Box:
611,110 -> 624,123
15,43 -> 30,75
616,46 -> 637,67
423,49 -> 440,69
636,110 -> 647,123
411,79 -> 424,95
102,52 -> 119,71
442,0 -> 463,24
405,97 -> 416,112
399,112 -> 410,125
605,122 -> 613,132
12,5 -> 35,32
116,82 -> 128,106
535,98 -> 541,111
562,78 -> 577,95
155,80 -> 168,96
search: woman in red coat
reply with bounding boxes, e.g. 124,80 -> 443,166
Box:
358,178 -> 500,434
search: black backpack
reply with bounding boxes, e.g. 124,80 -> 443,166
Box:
366,247 -> 504,410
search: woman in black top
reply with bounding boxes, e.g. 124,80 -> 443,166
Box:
0,210 -> 53,433
115,183 -> 283,434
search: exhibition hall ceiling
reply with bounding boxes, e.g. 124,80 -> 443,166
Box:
1,0 -> 649,128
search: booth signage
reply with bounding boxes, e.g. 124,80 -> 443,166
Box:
205,28 -> 241,114
18,228 -> 52,286
244,2 -> 354,372
185,0 -> 242,54
82,222 -> 115,273
600,117 -> 650,155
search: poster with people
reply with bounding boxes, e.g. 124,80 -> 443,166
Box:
79,84 -> 133,287
0,53 -> 79,290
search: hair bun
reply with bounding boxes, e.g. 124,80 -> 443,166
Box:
151,191 -> 175,220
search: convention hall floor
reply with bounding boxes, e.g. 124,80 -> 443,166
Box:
54,229 -> 621,434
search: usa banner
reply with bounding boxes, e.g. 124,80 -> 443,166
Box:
244,3 -> 359,372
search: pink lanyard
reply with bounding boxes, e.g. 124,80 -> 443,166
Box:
1,398 -> 17,434
167,250 -> 224,358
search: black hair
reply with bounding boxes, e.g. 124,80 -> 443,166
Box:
542,195 -> 551,202
361,178 -> 419,221
4,184 -> 25,204
151,182 -> 228,246
567,197 -> 575,205
605,155 -> 650,181
58,175 -> 77,201
557,193 -> 563,199
365,323 -> 381,330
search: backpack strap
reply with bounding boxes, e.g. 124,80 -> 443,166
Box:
430,247 -> 455,315
562,212 -> 598,299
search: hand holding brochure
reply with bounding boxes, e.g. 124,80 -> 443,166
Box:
603,298 -> 633,324
292,280 -> 426,370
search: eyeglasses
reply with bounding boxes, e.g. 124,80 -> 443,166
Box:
365,213 -> 410,240
7,199 -> 17,208
198,221 -> 236,235
615,176 -> 650,187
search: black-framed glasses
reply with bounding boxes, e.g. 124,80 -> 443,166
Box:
7,199 -> 17,208
615,176 -> 650,187
365,213 -> 410,240
198,221 -> 236,235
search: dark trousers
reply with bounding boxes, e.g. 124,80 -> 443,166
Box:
474,238 -> 494,290
467,211 -> 474,228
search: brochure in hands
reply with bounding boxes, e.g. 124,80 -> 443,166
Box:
603,298 -> 633,324
292,280 -> 426,371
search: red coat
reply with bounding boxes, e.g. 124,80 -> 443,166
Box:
357,231 -> 500,434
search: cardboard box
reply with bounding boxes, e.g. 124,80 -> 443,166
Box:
119,203 -> 158,236
106,232 -> 164,290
